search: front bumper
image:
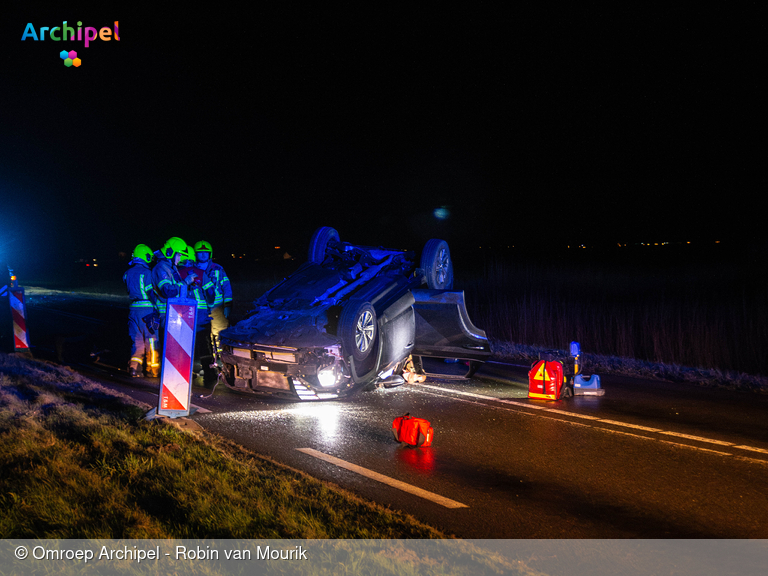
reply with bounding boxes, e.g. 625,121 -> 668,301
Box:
221,342 -> 353,400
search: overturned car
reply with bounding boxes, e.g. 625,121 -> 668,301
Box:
219,227 -> 490,400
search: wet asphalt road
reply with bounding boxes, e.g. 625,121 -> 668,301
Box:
13,290 -> 768,538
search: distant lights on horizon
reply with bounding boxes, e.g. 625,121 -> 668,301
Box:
476,241 -> 714,250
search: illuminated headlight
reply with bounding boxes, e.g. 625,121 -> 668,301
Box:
317,366 -> 338,388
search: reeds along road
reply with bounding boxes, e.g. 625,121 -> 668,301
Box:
456,249 -> 768,377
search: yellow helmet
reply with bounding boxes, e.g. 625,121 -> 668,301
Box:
132,244 -> 153,264
162,237 -> 188,259
180,245 -> 196,264
194,240 -> 212,254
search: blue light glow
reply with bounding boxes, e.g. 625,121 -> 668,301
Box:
433,207 -> 450,220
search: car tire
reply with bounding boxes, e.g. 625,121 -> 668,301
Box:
420,239 -> 454,289
308,226 -> 340,263
339,299 -> 377,362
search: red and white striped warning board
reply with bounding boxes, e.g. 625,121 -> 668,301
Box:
158,298 -> 197,418
9,287 -> 30,351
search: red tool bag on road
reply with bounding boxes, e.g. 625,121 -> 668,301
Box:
392,413 -> 433,447
528,358 -> 566,400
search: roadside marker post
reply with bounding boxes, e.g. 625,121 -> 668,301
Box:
9,286 -> 32,353
152,297 -> 198,419
2,268 -> 32,355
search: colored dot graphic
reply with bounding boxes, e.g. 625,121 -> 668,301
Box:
60,50 -> 81,67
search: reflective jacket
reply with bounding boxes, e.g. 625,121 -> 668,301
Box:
200,261 -> 232,308
179,264 -> 210,320
151,257 -> 186,314
123,259 -> 156,311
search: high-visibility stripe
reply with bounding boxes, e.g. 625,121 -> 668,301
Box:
528,392 -> 557,400
148,340 -> 159,369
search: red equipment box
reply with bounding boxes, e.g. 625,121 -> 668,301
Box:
528,359 -> 565,400
392,414 -> 433,447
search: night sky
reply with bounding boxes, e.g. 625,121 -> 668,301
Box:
1,5 -> 762,278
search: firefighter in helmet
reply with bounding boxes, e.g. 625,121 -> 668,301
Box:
178,245 -> 213,378
123,244 -> 159,377
194,240 -> 232,354
151,237 -> 197,338
178,245 -> 210,330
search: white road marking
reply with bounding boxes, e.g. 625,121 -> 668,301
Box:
734,445 -> 768,454
597,419 -> 662,433
599,428 -> 734,455
413,384 -> 768,458
296,448 -> 468,509
657,430 -> 734,446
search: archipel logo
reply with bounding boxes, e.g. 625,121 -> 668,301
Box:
60,50 -> 81,67
21,21 -> 120,67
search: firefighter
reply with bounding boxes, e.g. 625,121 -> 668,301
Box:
152,237 -> 196,338
194,240 -> 232,354
178,245 -> 210,329
122,244 -> 160,377
178,245 -> 212,378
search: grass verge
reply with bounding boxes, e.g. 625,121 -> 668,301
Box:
0,352 -> 442,540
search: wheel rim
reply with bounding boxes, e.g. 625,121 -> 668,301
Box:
435,247 -> 450,285
355,310 -> 375,353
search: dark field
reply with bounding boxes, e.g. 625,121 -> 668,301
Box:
454,242 -> 767,378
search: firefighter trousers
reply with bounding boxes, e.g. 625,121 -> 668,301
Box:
128,308 -> 159,375
209,305 -> 229,353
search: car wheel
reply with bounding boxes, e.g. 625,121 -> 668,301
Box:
420,239 -> 454,289
339,299 -> 377,362
308,226 -> 340,263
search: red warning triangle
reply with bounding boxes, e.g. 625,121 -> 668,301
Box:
532,363 -> 550,381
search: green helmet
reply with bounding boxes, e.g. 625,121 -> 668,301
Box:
132,244 -> 153,264
180,245 -> 196,264
194,240 -> 213,255
162,237 -> 188,259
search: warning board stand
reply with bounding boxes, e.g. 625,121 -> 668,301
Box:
146,297 -> 198,420
2,283 -> 33,356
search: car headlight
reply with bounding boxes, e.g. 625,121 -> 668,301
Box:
317,366 -> 338,388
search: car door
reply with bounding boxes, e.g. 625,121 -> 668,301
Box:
409,289 -> 491,361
